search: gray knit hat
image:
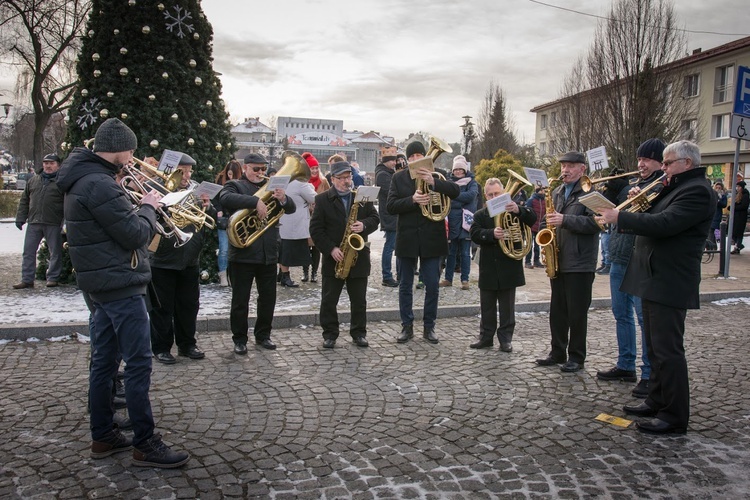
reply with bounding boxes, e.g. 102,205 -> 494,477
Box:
93,118 -> 137,153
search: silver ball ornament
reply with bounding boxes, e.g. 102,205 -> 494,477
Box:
119,67 -> 128,76
142,26 -> 150,35
92,53 -> 100,61
150,140 -> 159,148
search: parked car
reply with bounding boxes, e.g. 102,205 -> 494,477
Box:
2,174 -> 17,190
16,172 -> 33,191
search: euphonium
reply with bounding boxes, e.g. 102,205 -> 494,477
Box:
535,176 -> 563,279
334,192 -> 365,280
416,136 -> 453,221
496,170 -> 533,260
227,150 -> 311,248
615,173 -> 666,213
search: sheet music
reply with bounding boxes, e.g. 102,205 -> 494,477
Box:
586,146 -> 609,172
408,157 -> 434,180
354,186 -> 380,203
159,190 -> 191,207
579,191 -> 616,214
158,150 -> 183,175
524,167 -> 549,188
487,193 -> 512,217
192,181 -> 223,199
266,175 -> 291,190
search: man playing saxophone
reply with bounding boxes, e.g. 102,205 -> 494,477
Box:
309,161 -> 379,349
536,151 -> 601,373
219,153 -> 296,354
470,178 -> 536,351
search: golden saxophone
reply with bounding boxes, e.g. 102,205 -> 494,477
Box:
335,192 -> 365,280
535,177 -> 562,279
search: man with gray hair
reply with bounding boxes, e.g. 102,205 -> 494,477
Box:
598,140 -> 715,435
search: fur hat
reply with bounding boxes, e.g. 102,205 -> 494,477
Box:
405,141 -> 426,158
452,155 -> 470,172
93,118 -> 137,153
636,138 -> 666,163
244,153 -> 268,164
302,152 -> 319,168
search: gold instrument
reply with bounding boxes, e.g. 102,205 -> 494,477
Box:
227,150 -> 311,248
581,170 -> 639,192
535,176 -> 563,279
334,192 -> 365,280
416,136 -> 453,221
615,173 -> 666,213
120,161 -> 192,247
495,170 -> 533,260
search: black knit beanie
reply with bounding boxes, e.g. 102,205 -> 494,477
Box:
93,118 -> 138,153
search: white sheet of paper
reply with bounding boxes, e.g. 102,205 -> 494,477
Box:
192,181 -> 222,199
158,150 -> 183,175
267,175 -> 290,190
586,146 -> 609,172
354,185 -> 380,203
524,167 -> 549,188
159,190 -> 191,207
487,193 -> 512,217
408,157 -> 434,180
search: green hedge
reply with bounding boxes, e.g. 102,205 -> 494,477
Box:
0,191 -> 22,218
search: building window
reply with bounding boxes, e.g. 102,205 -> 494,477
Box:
684,74 -> 700,97
540,114 -> 548,130
539,142 -> 547,155
680,119 -> 697,141
714,65 -> 734,104
551,111 -> 557,128
711,114 -> 730,139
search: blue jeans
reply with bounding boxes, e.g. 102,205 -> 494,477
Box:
610,261 -> 650,379
382,230 -> 397,281
89,295 -> 155,448
445,239 -> 471,283
398,256 -> 440,328
217,229 -> 229,272
600,231 -> 611,266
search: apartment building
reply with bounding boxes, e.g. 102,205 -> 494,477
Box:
531,36 -> 750,181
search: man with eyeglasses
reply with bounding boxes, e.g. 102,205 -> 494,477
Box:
310,160 -> 379,349
219,153 -> 296,354
597,140 -> 715,435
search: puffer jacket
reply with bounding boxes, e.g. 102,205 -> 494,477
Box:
374,163 -> 397,231
56,148 -> 158,302
15,172 -> 64,226
446,172 -> 479,241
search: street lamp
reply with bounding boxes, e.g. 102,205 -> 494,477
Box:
460,115 -> 475,157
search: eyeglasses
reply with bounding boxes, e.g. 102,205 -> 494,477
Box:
333,174 -> 352,180
251,166 -> 267,172
662,158 -> 687,167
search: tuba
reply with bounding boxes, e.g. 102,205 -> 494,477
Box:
495,170 -> 533,260
415,136 -> 452,221
227,150 -> 311,248
535,176 -> 563,279
334,191 -> 365,280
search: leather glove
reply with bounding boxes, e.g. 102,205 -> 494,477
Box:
16,222 -> 24,230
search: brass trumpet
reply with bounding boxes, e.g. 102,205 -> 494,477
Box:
615,173 -> 666,213
415,136 -> 452,221
581,170 -> 639,192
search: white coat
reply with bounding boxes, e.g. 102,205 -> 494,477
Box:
278,179 -> 317,240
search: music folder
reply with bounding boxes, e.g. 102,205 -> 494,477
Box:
579,191 -> 615,215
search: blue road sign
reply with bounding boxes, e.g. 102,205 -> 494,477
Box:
734,65 -> 750,118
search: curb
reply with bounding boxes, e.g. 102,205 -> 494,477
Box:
2,290 -> 749,342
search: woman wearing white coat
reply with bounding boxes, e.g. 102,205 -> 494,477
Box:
277,179 -> 318,287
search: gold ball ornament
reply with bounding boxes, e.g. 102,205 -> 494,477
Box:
121,113 -> 128,119
206,100 -> 212,107
157,3 -> 165,11
189,59 -> 197,68
99,109 -> 109,118
171,113 -> 179,121
226,142 -> 232,148
193,33 -> 200,40
107,91 -> 114,97
194,77 -> 202,86
93,70 -> 101,78
92,53 -> 100,61
120,47 -> 127,55
81,89 -> 89,97
215,143 -> 223,151
199,119 -> 207,128
148,94 -> 156,101
200,270 -> 209,281
113,29 -> 120,35
162,72 -> 169,79
119,67 -> 128,76
142,26 -> 150,35
88,30 -> 95,37
150,140 -> 159,148
187,138 -> 195,146
208,164 -> 214,171
157,55 -> 164,62
128,0 -> 136,5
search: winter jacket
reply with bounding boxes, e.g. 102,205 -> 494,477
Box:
218,176 -> 296,264
446,172 -> 479,241
711,192 -> 727,231
56,147 -> 158,303
547,179 -> 601,273
15,171 -> 64,226
149,202 -> 216,270
732,187 -> 750,240
527,192 -> 545,233
386,167 -> 460,259
374,163 -> 397,231
278,179 -> 316,240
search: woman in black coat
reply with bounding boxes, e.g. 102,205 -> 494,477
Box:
731,181 -> 749,254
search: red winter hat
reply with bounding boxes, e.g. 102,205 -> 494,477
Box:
302,152 -> 319,168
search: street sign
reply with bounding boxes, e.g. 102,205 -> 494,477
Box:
730,113 -> 749,140
733,65 -> 750,118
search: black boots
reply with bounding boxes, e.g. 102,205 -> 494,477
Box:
302,267 -> 310,282
397,324 -> 414,343
470,337 -> 493,349
279,271 -> 299,288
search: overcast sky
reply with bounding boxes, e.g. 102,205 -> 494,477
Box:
3,0 -> 749,146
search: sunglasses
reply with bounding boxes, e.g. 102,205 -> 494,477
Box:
251,166 -> 268,172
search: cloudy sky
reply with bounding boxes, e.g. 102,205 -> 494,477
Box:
2,0 -> 749,146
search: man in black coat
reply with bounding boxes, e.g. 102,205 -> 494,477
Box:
149,153 -> 214,364
470,178 -> 536,352
375,147 -> 399,287
535,151 -> 601,373
219,153 -> 295,354
310,161 -> 379,348
386,141 -> 460,344
57,118 -> 189,468
599,140 -> 715,435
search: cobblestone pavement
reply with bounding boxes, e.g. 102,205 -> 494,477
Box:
2,301 -> 749,498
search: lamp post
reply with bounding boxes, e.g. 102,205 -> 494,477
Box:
460,115 -> 475,158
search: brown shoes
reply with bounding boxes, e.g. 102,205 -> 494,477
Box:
438,280 -> 452,287
46,281 -> 59,287
460,281 -> 470,290
12,282 -> 34,289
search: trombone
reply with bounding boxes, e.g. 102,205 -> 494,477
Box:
581,170 -> 639,192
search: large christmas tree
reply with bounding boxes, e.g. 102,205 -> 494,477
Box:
56,0 -> 235,282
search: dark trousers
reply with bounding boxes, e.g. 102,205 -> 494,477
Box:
228,261 -> 277,344
642,299 -> 690,427
479,287 -> 516,344
320,275 -> 368,340
149,266 -> 200,354
398,256 -> 440,328
549,272 -> 594,363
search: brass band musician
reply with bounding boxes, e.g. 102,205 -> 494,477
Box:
309,161 -> 379,349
